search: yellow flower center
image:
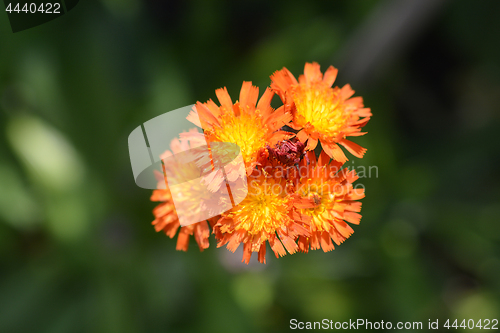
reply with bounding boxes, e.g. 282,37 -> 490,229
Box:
210,106 -> 267,165
230,179 -> 291,235
292,82 -> 349,138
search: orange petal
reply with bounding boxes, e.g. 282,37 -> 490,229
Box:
333,220 -> 354,239
340,84 -> 355,100
176,228 -> 190,251
322,142 -> 348,163
203,170 -> 225,193
258,243 -> 267,264
239,81 -> 259,108
152,217 -> 167,232
265,106 -> 292,131
215,87 -> 233,112
269,235 -> 286,258
291,222 -> 311,237
278,232 -> 298,254
151,189 -> 170,201
329,229 -> 347,246
226,229 -> 244,252
317,149 -> 331,167
296,129 -> 309,143
348,131 -> 368,137
242,242 -> 253,264
339,139 -> 367,158
206,99 -> 221,118
193,102 -> 219,129
306,151 -> 317,169
328,161 -> 343,177
345,96 -> 363,108
320,232 -> 335,252
268,131 -> 294,146
186,108 -> 202,127
347,188 -> 365,200
344,201 -> 362,213
194,221 -> 210,251
298,236 -> 309,253
323,66 -> 338,87
166,224 -> 180,239
287,116 -> 303,130
302,62 -> 322,84
309,232 -> 320,250
294,197 -> 317,209
306,137 -> 318,150
207,216 -> 219,228
153,202 -> 174,218
257,87 -> 274,118
270,68 -> 297,101
344,211 -> 362,225
357,108 -> 372,117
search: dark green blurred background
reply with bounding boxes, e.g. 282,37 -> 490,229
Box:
1,0 -> 500,332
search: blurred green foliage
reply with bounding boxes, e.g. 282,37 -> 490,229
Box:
1,0 -> 499,332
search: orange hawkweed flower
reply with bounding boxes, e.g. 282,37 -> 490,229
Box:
187,81 -> 293,175
213,166 -> 310,264
151,134 -> 215,251
271,62 -> 371,163
293,150 -> 365,252
151,185 -> 213,251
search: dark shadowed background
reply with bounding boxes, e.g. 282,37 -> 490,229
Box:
1,0 -> 499,332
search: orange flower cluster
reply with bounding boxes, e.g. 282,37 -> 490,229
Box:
151,62 -> 371,264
